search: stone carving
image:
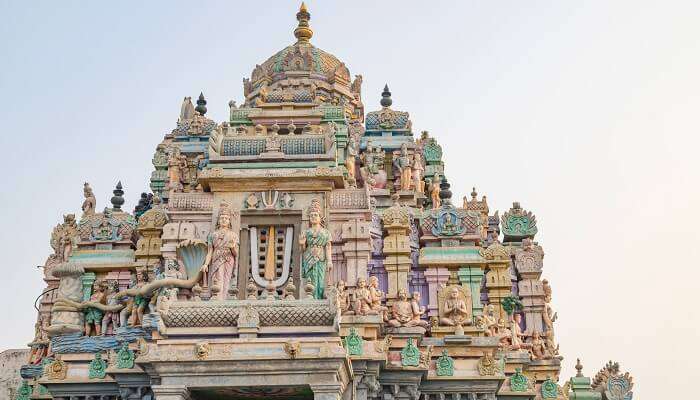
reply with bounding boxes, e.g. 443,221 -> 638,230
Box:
84,281 -> 106,336
422,137 -> 443,163
429,174 -> 441,209
360,140 -> 386,189
435,349 -> 454,376
387,288 -> 428,328
203,202 -> 239,300
501,202 -> 538,240
300,199 -> 332,299
194,342 -> 211,360
336,281 -> 353,315
412,152 -> 425,194
514,238 -> 544,273
82,182 -> 96,217
283,341 -> 301,359
45,359 -> 67,380
99,281 -> 122,333
592,361 -> 634,400
47,263 -> 86,336
346,139 -> 358,182
115,342 -> 135,369
394,143 -> 412,191
343,327 -> 363,356
78,208 -> 136,243
541,377 -> 559,398
167,146 -> 188,192
353,277 -> 378,315
438,285 -> 471,327
529,331 -> 553,360
477,352 -> 500,376
50,214 -> 79,263
88,352 -> 107,379
400,338 -> 420,367
480,237 -> 510,261
510,368 -> 529,392
476,303 -> 498,336
16,381 -> 31,400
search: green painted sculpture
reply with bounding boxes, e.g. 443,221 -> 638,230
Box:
299,199 -> 332,299
88,352 -> 107,379
344,328 -> 363,356
401,338 -> 420,367
116,342 -> 135,369
435,350 -> 454,376
510,368 -> 529,392
541,377 -> 559,398
15,381 -> 31,400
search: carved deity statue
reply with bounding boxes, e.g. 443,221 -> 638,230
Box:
129,271 -> 150,327
84,281 -> 106,336
336,281 -> 354,315
82,183 -> 96,217
167,146 -> 188,192
299,199 -> 332,299
353,277 -> 375,315
412,152 -> 425,194
430,174 -> 441,209
479,303 -> 498,336
345,140 -> 358,182
50,214 -> 79,263
529,331 -> 552,360
439,286 -> 471,326
179,96 -> 194,121
100,281 -> 121,334
388,288 -> 428,328
203,203 -> 239,300
510,313 -> 528,350
395,143 -> 412,191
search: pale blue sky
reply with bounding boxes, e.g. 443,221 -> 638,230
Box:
1,1 -> 698,397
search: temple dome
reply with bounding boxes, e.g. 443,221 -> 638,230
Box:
242,3 -> 359,113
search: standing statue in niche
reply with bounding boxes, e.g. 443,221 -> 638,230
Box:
440,286 -> 470,326
394,143 -> 412,191
345,140 -> 358,183
82,183 -> 96,217
100,281 -> 121,334
430,174 -> 441,209
84,281 -> 106,336
299,199 -> 333,299
202,202 -> 239,300
412,152 -> 425,194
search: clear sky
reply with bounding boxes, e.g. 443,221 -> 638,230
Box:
1,1 -> 698,397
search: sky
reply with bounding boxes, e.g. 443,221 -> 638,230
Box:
0,0 -> 698,397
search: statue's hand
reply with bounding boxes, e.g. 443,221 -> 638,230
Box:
201,262 -> 209,273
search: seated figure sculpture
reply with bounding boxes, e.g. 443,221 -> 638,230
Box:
440,286 -> 470,326
336,281 -> 354,315
387,288 -> 428,328
353,277 -> 378,315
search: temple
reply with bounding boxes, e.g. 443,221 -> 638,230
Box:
15,5 -> 633,400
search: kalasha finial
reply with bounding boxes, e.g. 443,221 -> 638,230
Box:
575,358 -> 584,377
294,2 -> 313,43
111,181 -> 125,211
380,84 -> 392,108
195,92 -> 207,115
439,176 -> 452,202
471,187 -> 478,200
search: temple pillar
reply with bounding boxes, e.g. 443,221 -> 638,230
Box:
424,267 -> 449,317
311,383 -> 344,400
152,385 -> 191,400
81,272 -> 96,301
341,219 -> 372,287
514,238 -> 546,333
484,262 -> 511,322
458,266 -> 484,317
381,196 -> 412,300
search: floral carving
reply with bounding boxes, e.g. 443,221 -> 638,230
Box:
501,202 -> 538,240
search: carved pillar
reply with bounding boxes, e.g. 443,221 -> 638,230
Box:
81,272 -> 96,301
381,196 -> 412,300
424,267 -> 450,317
341,219 -> 372,287
311,383 -> 344,400
515,239 -> 546,334
481,239 -> 513,322
152,385 -> 191,400
134,202 -> 168,273
458,266 -> 484,317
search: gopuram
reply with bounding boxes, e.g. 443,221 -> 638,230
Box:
15,5 -> 634,400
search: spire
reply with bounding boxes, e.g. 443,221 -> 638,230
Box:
111,181 -> 125,211
575,358 -> 584,377
195,92 -> 207,115
380,84 -> 392,108
294,3 -> 313,43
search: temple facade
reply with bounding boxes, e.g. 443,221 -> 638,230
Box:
15,4 -> 633,400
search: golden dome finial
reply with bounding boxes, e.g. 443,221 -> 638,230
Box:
294,2 -> 313,43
